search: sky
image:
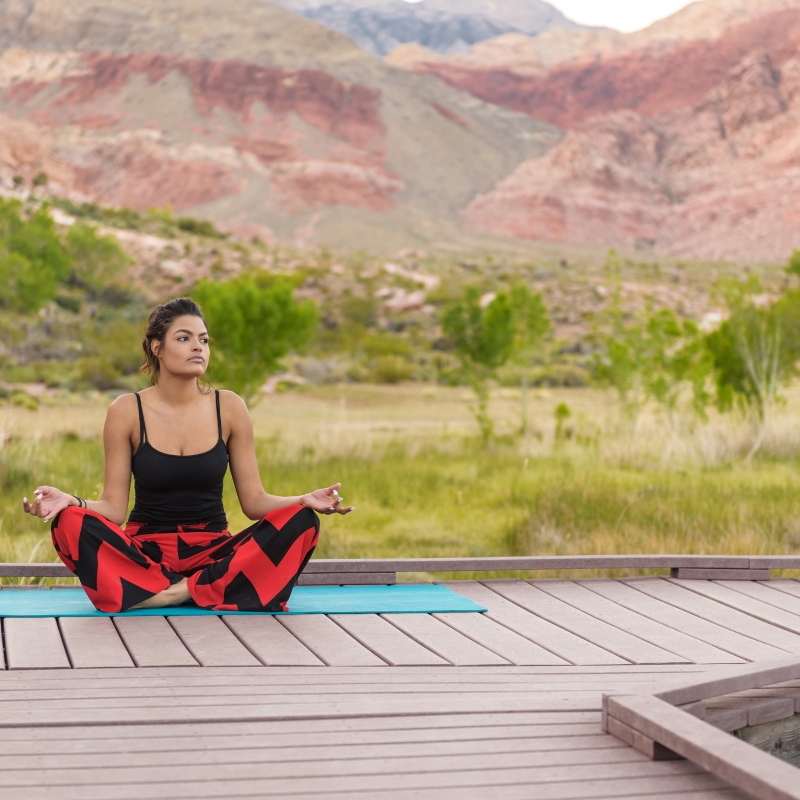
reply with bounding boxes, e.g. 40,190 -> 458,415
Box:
546,0 -> 694,32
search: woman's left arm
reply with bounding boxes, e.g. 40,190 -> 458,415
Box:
225,391 -> 354,519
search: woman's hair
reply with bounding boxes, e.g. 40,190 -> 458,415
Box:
139,297 -> 214,392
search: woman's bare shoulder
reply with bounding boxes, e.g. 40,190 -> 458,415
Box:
105,392 -> 139,430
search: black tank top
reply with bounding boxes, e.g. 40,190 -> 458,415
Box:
127,390 -> 229,527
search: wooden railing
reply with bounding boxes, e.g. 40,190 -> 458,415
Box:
0,554 -> 795,583
604,654 -> 800,800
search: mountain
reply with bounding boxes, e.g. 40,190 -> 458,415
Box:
270,0 -> 592,57
0,0 -> 558,252
389,0 -> 800,261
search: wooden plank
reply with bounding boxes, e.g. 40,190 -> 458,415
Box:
671,568 -> 771,580
653,653 -> 800,706
0,728 -> 616,759
112,617 -> 197,668
536,580 -> 737,664
487,581 -> 683,664
0,749 -> 697,788
297,572 -> 396,586
0,669 -> 700,691
624,578 -> 800,652
759,578 -> 800,600
581,579 -> 773,662
3,618 -> 70,670
671,578 -> 800,636
298,555 -> 753,572
0,556 -> 761,579
705,695 -> 795,727
381,613 -> 510,665
166,616 -> 260,667
222,615 -> 324,666
58,617 -> 133,669
442,581 -> 626,665
278,614 -> 387,666
329,614 -> 448,666
606,716 -> 682,760
432,611 -> 568,666
266,787 -> 752,800
0,762 -> 721,800
0,711 -> 603,742
608,694 -> 800,800
719,580 -> 800,617
0,691 -> 606,726
0,733 -> 631,770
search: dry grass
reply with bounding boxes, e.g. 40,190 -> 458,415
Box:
2,382 -> 800,584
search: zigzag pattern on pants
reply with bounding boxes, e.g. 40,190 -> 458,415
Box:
51,504 -> 320,613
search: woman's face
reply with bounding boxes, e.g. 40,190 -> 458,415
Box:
153,314 -> 210,378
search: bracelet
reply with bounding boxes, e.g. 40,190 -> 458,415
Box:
72,495 -> 86,509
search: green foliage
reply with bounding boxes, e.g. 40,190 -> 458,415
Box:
31,172 -> 48,187
176,216 -> 227,239
193,270 -> 319,405
370,355 -> 414,383
66,222 -> 132,292
508,283 -> 551,434
592,251 -> 710,421
341,294 -> 378,328
363,332 -> 411,359
705,259 -> 800,461
0,199 -> 71,313
442,285 -> 516,447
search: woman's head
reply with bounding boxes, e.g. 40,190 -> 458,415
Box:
140,297 -> 213,391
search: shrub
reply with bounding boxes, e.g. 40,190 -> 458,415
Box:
370,355 -> 414,384
176,216 -> 226,239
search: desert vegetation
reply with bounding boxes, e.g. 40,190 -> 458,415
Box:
1,196 -> 800,581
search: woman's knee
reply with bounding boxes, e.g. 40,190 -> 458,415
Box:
51,504 -> 87,533
294,504 -> 319,532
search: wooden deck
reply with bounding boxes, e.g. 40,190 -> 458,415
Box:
5,574 -> 800,798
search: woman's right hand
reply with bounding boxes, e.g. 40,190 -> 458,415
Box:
22,486 -> 74,523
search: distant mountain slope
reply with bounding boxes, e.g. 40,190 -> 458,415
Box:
0,0 -> 558,251
389,0 -> 800,261
271,0 -> 592,56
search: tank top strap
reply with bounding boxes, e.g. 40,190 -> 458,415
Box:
134,392 -> 147,451
215,389 -> 222,442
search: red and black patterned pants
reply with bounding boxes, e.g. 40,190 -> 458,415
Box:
50,504 -> 320,613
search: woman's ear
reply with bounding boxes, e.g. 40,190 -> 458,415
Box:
151,340 -> 160,359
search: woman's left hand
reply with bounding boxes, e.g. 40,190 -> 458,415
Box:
300,483 -> 354,515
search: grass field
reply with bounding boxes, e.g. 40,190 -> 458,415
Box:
2,383 -> 800,584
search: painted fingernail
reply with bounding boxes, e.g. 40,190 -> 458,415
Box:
23,497 -> 28,503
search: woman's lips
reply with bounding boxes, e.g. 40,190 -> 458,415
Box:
189,357 -> 204,362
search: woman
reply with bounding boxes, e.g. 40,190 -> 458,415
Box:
21,297 -> 353,613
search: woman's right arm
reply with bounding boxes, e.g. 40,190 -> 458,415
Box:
23,395 -> 134,527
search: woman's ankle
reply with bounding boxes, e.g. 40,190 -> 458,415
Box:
128,578 -> 190,610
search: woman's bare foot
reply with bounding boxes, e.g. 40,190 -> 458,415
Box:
128,578 -> 191,610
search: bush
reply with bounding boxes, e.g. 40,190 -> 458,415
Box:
497,363 -> 590,388
370,355 -> 413,384
176,216 -> 226,239
9,391 -> 39,410
54,295 -> 82,313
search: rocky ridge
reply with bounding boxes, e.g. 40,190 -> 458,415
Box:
0,0 -> 557,251
271,0 -> 590,57
463,52 -> 800,262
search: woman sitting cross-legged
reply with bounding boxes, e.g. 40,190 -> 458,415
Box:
21,297 -> 353,613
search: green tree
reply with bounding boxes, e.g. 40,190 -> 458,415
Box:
0,199 -> 71,313
592,252 -> 710,427
706,260 -> 800,460
66,222 -> 132,291
441,285 -> 516,448
193,270 -> 318,406
509,284 -> 550,436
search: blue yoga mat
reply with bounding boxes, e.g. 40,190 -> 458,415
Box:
0,584 -> 486,617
